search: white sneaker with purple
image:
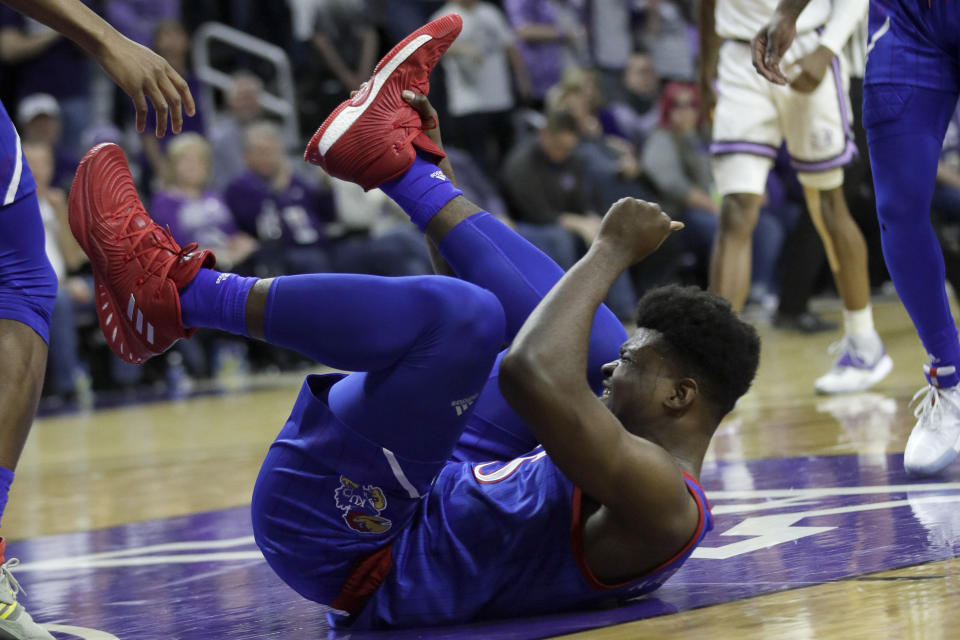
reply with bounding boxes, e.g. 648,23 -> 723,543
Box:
905,364 -> 960,476
814,336 -> 893,395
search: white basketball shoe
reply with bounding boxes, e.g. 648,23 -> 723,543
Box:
905,378 -> 960,476
814,336 -> 893,395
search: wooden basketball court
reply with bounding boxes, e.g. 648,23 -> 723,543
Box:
5,297 -> 960,639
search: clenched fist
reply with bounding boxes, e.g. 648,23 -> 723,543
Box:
596,198 -> 683,265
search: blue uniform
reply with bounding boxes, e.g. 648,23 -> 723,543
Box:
0,99 -> 55,343
0,100 -> 36,207
251,372 -> 713,631
862,0 -> 960,379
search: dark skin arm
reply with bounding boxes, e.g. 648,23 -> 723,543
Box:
499,199 -> 700,581
752,0 -> 811,84
1,0 -> 195,135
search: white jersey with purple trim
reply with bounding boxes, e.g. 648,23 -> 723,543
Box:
0,100 -> 36,207
715,0 -> 830,42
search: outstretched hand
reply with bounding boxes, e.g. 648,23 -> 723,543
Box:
752,11 -> 798,85
596,198 -> 683,265
95,31 -> 196,137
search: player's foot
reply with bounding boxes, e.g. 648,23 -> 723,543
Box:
0,539 -> 54,640
813,336 -> 893,395
68,143 -> 215,364
304,13 -> 462,190
906,381 -> 960,476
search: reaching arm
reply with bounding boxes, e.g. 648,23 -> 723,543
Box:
1,0 -> 195,136
499,199 -> 695,536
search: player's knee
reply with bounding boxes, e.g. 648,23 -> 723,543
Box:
718,194 -> 761,237
416,278 -> 505,353
797,168 -> 843,192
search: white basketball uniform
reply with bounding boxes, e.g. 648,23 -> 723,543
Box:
711,0 -> 855,195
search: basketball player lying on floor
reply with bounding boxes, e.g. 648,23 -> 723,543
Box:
67,14 -> 760,630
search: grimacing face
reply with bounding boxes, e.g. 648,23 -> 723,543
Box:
600,328 -> 683,426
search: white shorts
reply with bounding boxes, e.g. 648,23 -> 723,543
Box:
711,31 -> 856,196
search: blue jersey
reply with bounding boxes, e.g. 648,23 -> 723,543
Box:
334,446 -> 713,630
0,100 -> 36,207
865,0 -> 960,90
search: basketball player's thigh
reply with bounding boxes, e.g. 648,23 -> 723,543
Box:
779,60 -> 854,191
711,41 -> 780,196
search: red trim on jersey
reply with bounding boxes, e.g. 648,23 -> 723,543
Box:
329,544 -> 393,615
570,472 -> 709,591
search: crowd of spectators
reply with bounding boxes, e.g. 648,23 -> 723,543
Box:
0,0 -> 879,405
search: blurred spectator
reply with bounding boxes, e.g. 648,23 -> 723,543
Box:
502,108 -> 636,317
105,0 -> 180,46
642,82 -> 781,289
445,146 -> 509,219
17,93 -> 77,191
431,0 -> 530,175
608,51 -> 661,148
295,0 -> 378,138
141,20 -> 207,189
932,108 -> 960,226
209,71 -> 266,191
225,121 -> 334,276
634,0 -> 695,81
548,70 -> 647,211
380,0 -> 446,45
582,0 -> 633,98
0,8 -> 91,155
23,141 -> 92,402
503,0 -> 583,106
151,133 -> 259,271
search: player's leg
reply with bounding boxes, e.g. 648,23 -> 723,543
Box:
803,184 -> 890,390
378,166 -> 628,460
782,49 -> 891,394
708,191 -> 765,312
708,40 -> 780,312
865,83 -> 960,474
381,160 -> 627,386
0,192 -> 58,640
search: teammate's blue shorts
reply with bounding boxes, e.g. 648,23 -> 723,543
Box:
865,0 -> 960,92
0,99 -> 54,343
0,193 -> 57,344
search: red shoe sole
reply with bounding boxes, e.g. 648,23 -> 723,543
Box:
68,143 -> 150,364
304,13 -> 462,166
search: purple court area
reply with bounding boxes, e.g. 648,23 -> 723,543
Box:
12,453 -> 960,639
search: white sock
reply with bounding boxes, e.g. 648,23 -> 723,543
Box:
844,305 -> 882,360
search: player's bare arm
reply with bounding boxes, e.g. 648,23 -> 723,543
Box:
1,0 -> 195,136
697,0 -> 721,122
500,199 -> 700,581
752,0 -> 811,84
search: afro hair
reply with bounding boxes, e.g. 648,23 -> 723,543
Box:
634,285 -> 760,416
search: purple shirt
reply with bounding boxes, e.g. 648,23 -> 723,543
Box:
0,8 -> 89,101
503,0 -> 567,100
150,189 -> 237,249
224,170 -> 334,247
105,0 -> 181,46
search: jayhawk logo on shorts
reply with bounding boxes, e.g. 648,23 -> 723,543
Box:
334,476 -> 392,534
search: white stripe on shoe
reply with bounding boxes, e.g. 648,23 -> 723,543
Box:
317,34 -> 433,155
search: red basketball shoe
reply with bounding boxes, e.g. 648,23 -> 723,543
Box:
68,143 -> 215,364
304,13 -> 462,190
